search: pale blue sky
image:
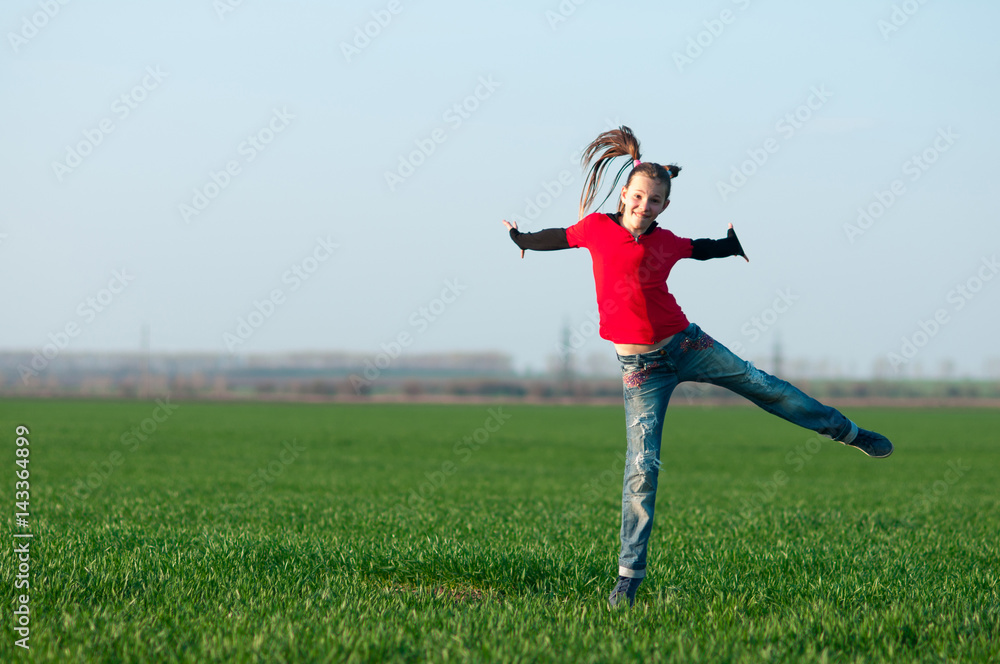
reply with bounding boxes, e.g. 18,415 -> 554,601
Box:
2,1 -> 998,378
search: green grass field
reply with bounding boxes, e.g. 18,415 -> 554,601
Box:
2,399 -> 998,663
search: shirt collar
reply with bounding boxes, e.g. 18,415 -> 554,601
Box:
609,212 -> 659,235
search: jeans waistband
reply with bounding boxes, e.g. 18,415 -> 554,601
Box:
616,324 -> 696,364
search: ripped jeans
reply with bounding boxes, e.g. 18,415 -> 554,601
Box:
615,323 -> 857,579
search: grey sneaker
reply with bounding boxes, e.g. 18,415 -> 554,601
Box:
608,575 -> 643,608
846,428 -> 893,458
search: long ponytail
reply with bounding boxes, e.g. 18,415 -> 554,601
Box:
578,126 -> 680,219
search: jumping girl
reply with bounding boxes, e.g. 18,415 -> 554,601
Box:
501,126 -> 893,608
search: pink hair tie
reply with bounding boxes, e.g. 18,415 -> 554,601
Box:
633,159 -> 641,169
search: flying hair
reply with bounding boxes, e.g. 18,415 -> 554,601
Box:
578,126 -> 681,219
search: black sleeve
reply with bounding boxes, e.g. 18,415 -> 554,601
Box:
509,227 -> 571,251
690,227 -> 748,261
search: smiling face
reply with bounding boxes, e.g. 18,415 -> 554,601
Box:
619,174 -> 670,233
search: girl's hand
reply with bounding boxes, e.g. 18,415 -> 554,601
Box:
502,220 -> 525,259
727,223 -> 749,262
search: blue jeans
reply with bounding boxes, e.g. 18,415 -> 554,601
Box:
614,323 -> 857,579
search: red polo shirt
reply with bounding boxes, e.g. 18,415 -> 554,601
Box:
565,213 -> 694,344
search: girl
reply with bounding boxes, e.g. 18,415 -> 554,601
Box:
501,126 -> 893,608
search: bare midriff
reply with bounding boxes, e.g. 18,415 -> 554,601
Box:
613,334 -> 676,357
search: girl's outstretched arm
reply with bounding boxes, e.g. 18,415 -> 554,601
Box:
502,220 -> 571,259
690,223 -> 749,262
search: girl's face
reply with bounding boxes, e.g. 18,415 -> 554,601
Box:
620,175 -> 670,230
